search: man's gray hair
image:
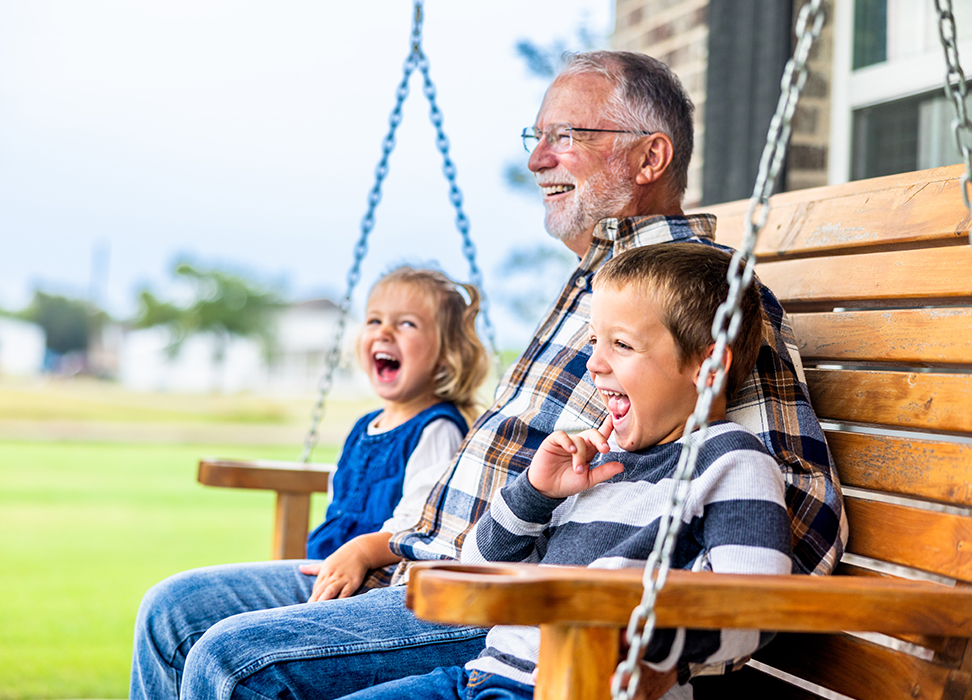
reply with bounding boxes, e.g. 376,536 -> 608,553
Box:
559,51 -> 695,198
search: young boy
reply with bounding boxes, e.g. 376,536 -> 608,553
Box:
336,243 -> 792,700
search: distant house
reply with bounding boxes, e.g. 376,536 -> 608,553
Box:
116,298 -> 370,396
0,317 -> 46,376
266,298 -> 360,393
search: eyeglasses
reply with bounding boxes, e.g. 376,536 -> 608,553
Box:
520,122 -> 651,153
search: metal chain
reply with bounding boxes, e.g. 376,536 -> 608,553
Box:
414,54 -> 500,360
935,0 -> 972,234
300,0 -> 497,461
610,2 -> 826,697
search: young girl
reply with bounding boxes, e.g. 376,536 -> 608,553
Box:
299,266 -> 489,601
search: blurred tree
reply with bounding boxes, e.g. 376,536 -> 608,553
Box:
496,245 -> 575,326
133,261 -> 286,366
19,291 -> 106,358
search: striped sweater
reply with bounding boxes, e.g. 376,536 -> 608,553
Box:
461,421 -> 792,687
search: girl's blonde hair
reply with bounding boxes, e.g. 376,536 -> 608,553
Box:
369,266 -> 490,425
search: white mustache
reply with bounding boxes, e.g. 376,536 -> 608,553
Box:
534,169 -> 577,187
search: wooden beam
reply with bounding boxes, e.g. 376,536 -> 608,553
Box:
407,564 -> 972,637
536,624 -> 618,700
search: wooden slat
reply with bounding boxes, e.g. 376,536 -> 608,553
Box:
754,246 -> 972,309
709,164 -> 971,255
836,563 -> 969,664
407,563 -> 972,636
791,309 -> 972,366
755,632 -> 971,700
806,369 -> 972,433
197,458 -> 334,493
826,431 -> 972,506
845,497 -> 972,583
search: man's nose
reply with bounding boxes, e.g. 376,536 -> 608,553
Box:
527,137 -> 557,173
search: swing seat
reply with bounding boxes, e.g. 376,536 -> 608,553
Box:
406,163 -> 972,700
197,458 -> 334,560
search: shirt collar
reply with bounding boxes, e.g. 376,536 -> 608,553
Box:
578,214 -> 717,273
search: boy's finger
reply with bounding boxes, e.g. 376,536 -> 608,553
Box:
584,426 -> 612,454
569,434 -> 595,470
588,460 -> 625,485
598,414 -> 614,439
548,430 -> 577,454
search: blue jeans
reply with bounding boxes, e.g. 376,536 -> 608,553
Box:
338,666 -> 534,700
130,560 -> 488,700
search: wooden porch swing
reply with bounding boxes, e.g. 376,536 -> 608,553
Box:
407,2 -> 972,699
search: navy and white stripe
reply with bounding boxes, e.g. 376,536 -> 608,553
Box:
462,421 -> 791,686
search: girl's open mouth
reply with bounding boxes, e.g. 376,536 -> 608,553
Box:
374,352 -> 401,381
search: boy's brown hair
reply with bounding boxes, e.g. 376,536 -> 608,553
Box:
592,243 -> 763,400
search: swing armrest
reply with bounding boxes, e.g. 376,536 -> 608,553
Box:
406,562 -> 972,637
197,458 -> 336,560
407,563 -> 972,700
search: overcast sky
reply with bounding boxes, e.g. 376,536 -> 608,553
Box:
0,1 -> 613,347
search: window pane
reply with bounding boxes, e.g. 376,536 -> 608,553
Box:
852,88 -> 971,180
918,95 -> 965,170
853,0 -> 887,70
852,97 -> 918,180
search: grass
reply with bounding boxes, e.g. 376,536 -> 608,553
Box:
0,376 -> 365,424
0,439 -> 338,699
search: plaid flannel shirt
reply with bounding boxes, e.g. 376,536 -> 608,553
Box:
381,214 -> 847,588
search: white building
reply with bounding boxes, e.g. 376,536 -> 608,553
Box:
116,299 -> 370,396
0,317 -> 46,376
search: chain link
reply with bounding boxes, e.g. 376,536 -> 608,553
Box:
610,2 -> 825,697
301,0 -> 497,462
935,0 -> 972,229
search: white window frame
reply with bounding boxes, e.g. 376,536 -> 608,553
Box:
829,0 -> 972,184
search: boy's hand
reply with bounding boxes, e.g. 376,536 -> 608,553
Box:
299,541 -> 370,602
527,416 -> 624,498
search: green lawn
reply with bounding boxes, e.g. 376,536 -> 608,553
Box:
0,440 -> 337,700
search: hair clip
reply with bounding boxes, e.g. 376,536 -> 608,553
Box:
454,284 -> 472,306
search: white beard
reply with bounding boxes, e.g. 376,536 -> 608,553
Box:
542,156 -> 636,244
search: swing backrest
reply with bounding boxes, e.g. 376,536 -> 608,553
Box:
694,162 -> 972,699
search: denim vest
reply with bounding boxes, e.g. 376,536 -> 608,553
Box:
306,402 -> 468,560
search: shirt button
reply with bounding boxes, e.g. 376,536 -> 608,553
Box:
575,276 -> 588,289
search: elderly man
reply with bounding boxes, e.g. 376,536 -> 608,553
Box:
130,51 -> 846,700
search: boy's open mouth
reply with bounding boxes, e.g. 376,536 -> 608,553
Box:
601,389 -> 631,421
374,352 -> 401,380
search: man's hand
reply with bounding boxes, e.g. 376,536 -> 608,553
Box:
613,665 -> 679,700
299,541 -> 372,602
527,416 -> 624,498
615,629 -> 680,700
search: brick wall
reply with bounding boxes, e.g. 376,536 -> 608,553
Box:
613,0 -> 710,207
787,0 -> 833,192
612,0 -> 834,203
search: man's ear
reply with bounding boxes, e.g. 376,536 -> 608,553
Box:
694,344 -> 733,387
633,132 -> 675,186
